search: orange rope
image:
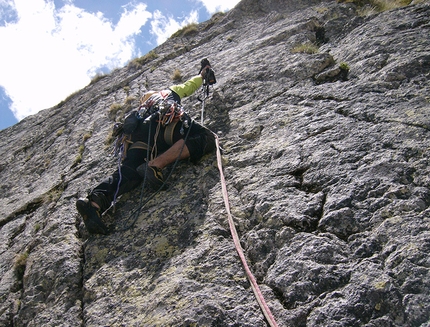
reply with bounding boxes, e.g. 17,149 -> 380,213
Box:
214,135 -> 279,327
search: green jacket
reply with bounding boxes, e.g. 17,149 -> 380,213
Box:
170,75 -> 203,99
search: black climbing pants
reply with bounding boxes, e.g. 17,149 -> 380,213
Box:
90,148 -> 146,211
89,118 -> 215,212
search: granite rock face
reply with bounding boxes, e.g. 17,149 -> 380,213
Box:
1,0 -> 429,326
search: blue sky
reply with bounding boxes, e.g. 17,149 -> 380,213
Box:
0,0 -> 240,130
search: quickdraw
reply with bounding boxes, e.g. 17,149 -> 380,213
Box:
198,58 -> 216,126
198,86 -> 210,125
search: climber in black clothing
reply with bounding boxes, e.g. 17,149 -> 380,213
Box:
76,60 -> 216,234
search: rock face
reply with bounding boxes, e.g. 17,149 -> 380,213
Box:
1,0 -> 430,326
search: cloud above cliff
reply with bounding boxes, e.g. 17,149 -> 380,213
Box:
0,0 -> 240,128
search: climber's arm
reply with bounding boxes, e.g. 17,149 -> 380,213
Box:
169,75 -> 203,99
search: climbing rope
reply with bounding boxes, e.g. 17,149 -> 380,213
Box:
109,79 -> 278,325
214,134 -> 279,327
101,140 -> 125,215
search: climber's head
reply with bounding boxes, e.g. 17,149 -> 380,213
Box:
140,91 -> 157,105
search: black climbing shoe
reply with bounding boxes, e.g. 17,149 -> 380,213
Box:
137,164 -> 164,191
76,198 -> 109,235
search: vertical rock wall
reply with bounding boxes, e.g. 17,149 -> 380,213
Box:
0,1 -> 429,326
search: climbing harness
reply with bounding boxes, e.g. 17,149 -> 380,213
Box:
116,118 -> 194,231
214,134 -> 279,327
108,90 -> 191,216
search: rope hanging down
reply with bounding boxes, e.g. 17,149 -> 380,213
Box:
214,135 -> 279,327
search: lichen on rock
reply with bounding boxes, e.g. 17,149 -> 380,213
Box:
0,0 -> 429,326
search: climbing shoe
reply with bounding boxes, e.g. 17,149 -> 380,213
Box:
76,198 -> 109,235
137,164 -> 164,191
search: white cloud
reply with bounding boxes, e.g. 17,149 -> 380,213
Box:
197,0 -> 241,14
0,0 -> 240,122
0,0 -> 151,120
150,9 -> 198,45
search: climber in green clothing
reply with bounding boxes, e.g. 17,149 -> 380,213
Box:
76,59 -> 216,234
